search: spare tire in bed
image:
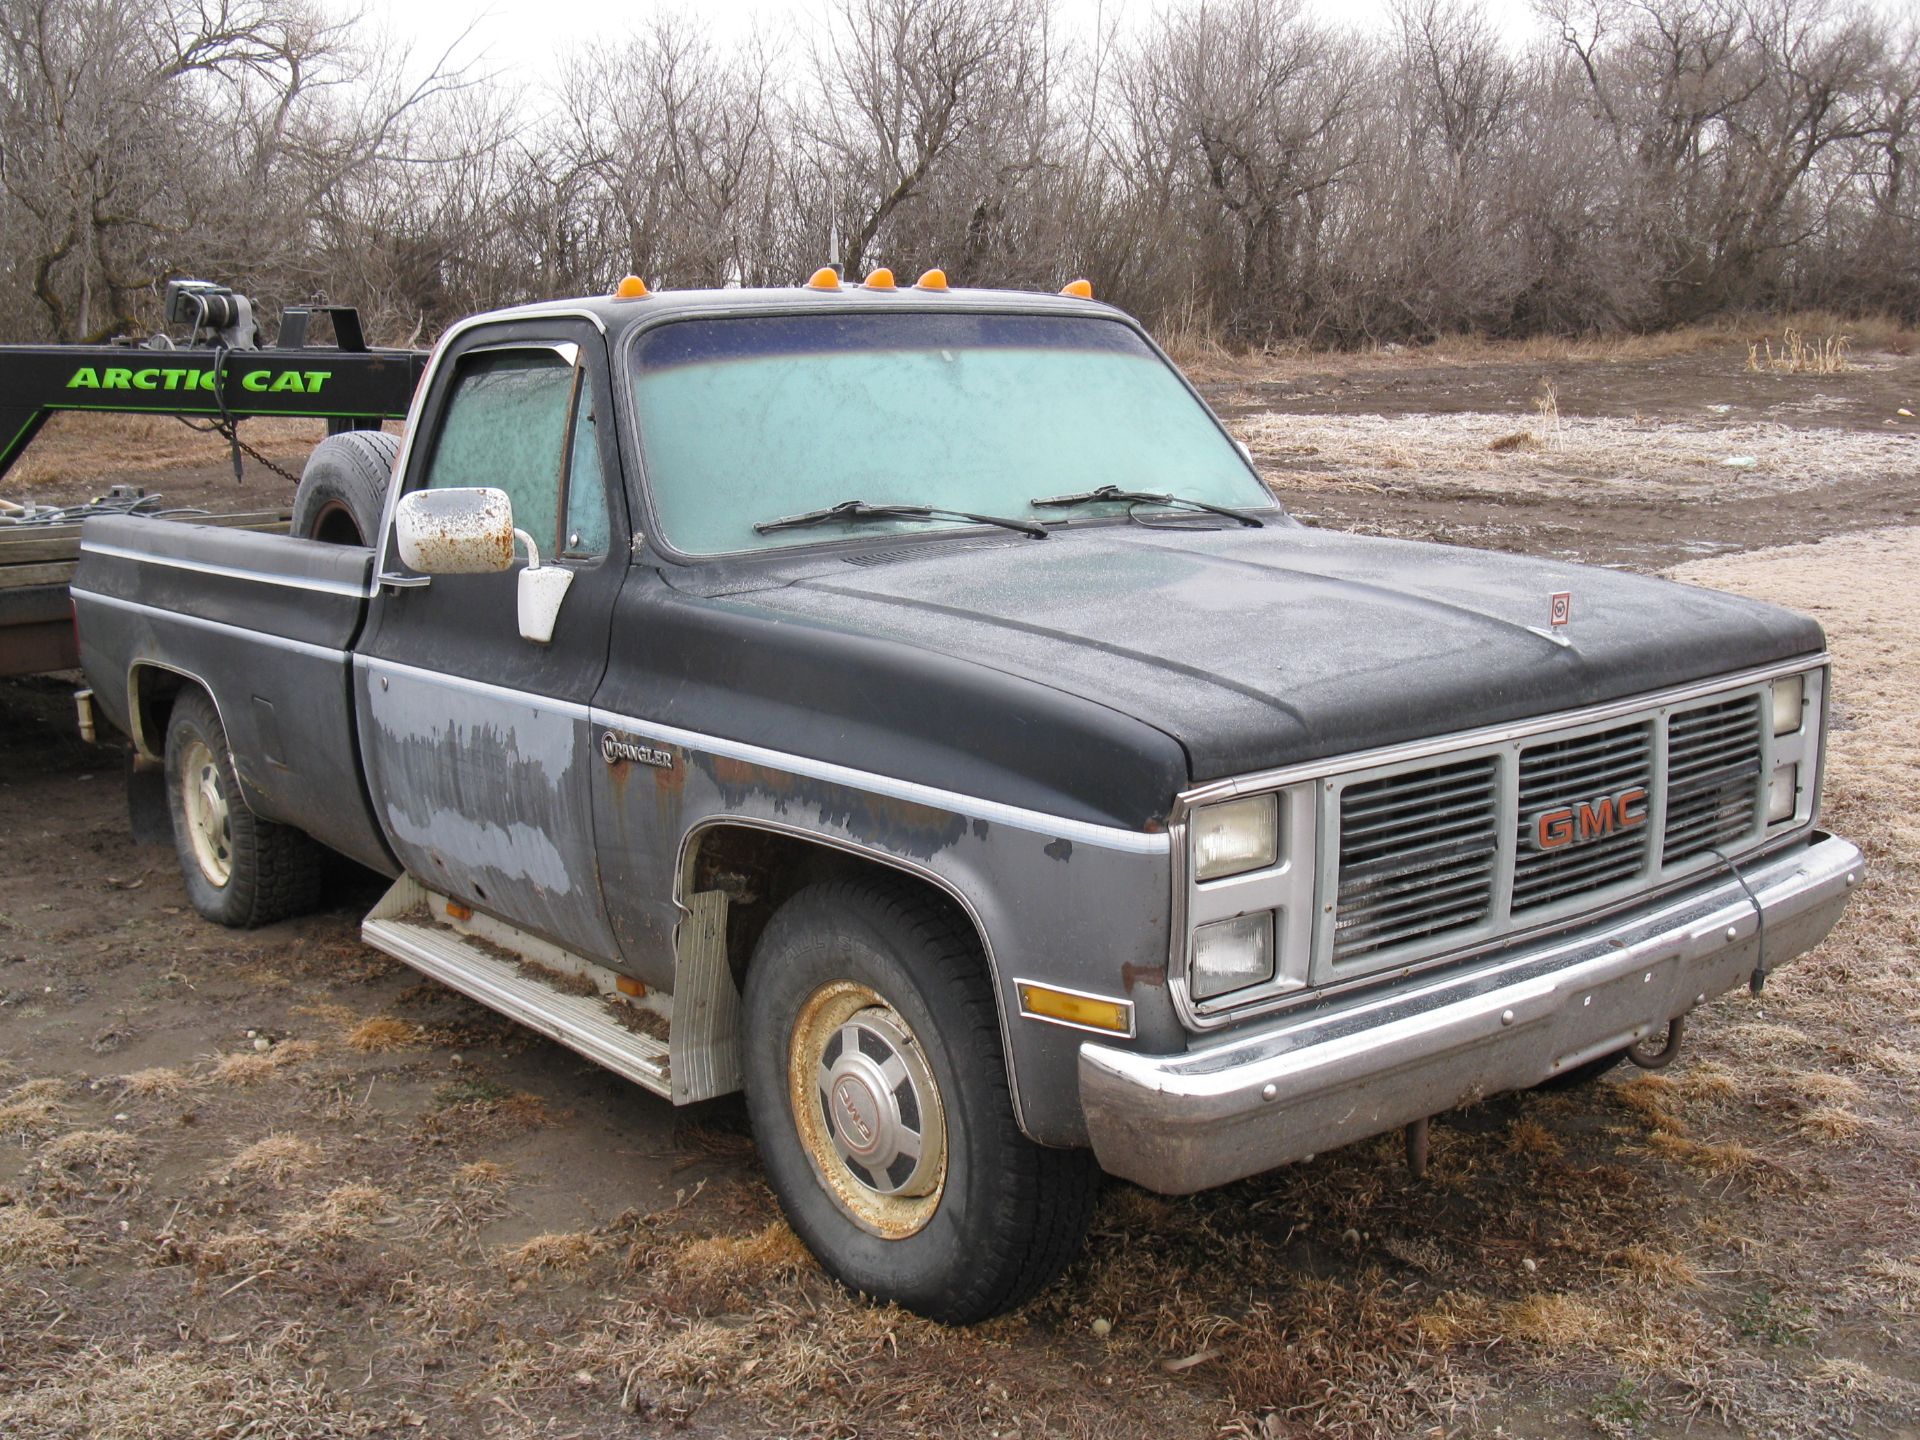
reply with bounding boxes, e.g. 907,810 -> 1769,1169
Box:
291,429 -> 401,546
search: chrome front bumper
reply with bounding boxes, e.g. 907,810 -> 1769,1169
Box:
1080,833 -> 1864,1194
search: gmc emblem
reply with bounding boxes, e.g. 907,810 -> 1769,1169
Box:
1529,786 -> 1648,852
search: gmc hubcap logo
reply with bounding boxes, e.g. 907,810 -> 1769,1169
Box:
1529,786 -> 1648,852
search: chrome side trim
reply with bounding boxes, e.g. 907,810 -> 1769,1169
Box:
358,657 -> 1161,852
598,702 -> 1168,854
121,657 -> 225,761
76,590 -> 346,664
79,540 -> 367,597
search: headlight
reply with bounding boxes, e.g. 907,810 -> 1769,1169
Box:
1771,674 -> 1805,736
1191,912 -> 1275,1000
1768,763 -> 1798,823
1192,794 -> 1279,881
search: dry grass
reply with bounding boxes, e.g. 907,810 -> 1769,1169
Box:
500,1229 -> 606,1277
1644,1129 -> 1768,1178
1795,1104 -> 1868,1143
416,1160 -> 514,1242
669,1219 -> 814,1287
226,1134 -> 323,1184
0,1078 -> 69,1140
1498,1292 -> 1623,1351
0,1203 -> 81,1267
1612,1244 -> 1702,1289
344,1015 -> 425,1052
37,1127 -> 140,1177
0,1346 -> 389,1439
115,1066 -> 192,1098
3,412 -> 325,494
1747,327 -> 1851,374
1239,408 -> 1920,503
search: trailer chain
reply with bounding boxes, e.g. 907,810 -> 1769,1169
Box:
172,414 -> 303,486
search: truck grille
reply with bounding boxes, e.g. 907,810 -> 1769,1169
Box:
1333,756 -> 1499,962
1511,721 -> 1654,913
1664,695 -> 1764,864
1330,694 -> 1768,969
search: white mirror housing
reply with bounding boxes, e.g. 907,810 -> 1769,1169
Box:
394,487 -> 515,574
518,565 -> 574,644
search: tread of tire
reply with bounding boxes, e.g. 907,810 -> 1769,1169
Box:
292,430 -> 399,545
168,690 -> 324,928
794,876 -> 1098,1321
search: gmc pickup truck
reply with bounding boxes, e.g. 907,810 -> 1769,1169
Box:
71,271 -> 1864,1324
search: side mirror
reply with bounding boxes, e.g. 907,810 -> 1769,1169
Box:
390,485 -> 574,645
393,487 -> 515,574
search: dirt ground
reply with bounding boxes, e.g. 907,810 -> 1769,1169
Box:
1,336 -> 1916,1438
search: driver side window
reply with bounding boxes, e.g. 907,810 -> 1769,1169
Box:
421,347 -> 609,559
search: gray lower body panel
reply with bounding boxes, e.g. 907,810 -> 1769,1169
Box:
1079,833 -> 1863,1193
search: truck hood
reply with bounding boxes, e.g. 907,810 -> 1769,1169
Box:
715,522 -> 1823,784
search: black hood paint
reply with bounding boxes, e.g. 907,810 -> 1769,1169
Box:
670,523 -> 1822,793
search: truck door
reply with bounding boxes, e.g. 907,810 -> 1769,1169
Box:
353,317 -> 628,963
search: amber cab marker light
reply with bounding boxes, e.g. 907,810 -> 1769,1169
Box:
862,267 -> 897,290
1060,278 -> 1094,299
613,274 -> 649,300
806,266 -> 841,290
915,268 -> 950,292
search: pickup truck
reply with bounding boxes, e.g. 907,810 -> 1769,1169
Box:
70,271 -> 1864,1324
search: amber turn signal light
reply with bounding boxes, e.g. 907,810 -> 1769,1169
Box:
1016,982 -> 1133,1035
862,268 -> 897,290
613,275 -> 649,300
915,268 -> 949,291
806,266 -> 841,290
1060,278 -> 1094,299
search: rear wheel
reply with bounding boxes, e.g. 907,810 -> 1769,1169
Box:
164,690 -> 323,927
742,877 -> 1096,1324
291,429 -> 399,546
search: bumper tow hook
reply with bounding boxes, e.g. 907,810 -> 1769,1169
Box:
1627,1015 -> 1686,1070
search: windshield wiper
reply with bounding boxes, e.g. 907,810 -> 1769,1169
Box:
753,498 -> 1048,539
1029,484 -> 1264,528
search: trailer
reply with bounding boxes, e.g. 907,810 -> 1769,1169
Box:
0,286 -> 428,675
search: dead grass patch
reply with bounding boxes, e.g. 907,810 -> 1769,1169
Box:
0,1345 -> 389,1439
1795,1104 -> 1868,1143
1747,328 -> 1851,374
1611,1244 -> 1701,1289
1645,1129 -> 1767,1178
416,1160 -> 514,1241
3,412 -> 324,494
226,1134 -> 323,1185
1504,1118 -> 1564,1158
0,1203 -> 81,1267
209,1052 -> 277,1086
344,1015 -> 425,1052
669,1220 -> 814,1289
0,1078 -> 69,1140
38,1127 -> 140,1177
500,1229 -> 606,1277
116,1066 -> 193,1098
1498,1291 -> 1624,1350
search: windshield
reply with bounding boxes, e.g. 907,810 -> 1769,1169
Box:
627,312 -> 1273,556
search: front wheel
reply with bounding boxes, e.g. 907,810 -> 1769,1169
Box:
742,878 -> 1096,1323
164,689 -> 323,927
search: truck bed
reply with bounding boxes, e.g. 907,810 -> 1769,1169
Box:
72,515 -> 394,873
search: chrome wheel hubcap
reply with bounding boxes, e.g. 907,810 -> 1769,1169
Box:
180,738 -> 233,886
789,981 -> 946,1237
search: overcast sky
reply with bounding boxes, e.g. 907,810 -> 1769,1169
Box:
369,0 -> 1554,94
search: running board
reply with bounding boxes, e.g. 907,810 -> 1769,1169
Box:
362,876 -> 671,1098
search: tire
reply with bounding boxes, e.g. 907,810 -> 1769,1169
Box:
291,429 -> 399,546
164,689 -> 324,927
742,877 -> 1097,1324
1534,1048 -> 1628,1091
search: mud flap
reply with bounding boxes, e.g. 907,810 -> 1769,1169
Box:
127,749 -> 171,846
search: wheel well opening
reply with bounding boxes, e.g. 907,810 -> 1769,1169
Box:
684,825 -> 983,984
130,665 -> 189,758
309,501 -> 367,547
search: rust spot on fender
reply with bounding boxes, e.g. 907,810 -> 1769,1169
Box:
1121,962 -> 1168,991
